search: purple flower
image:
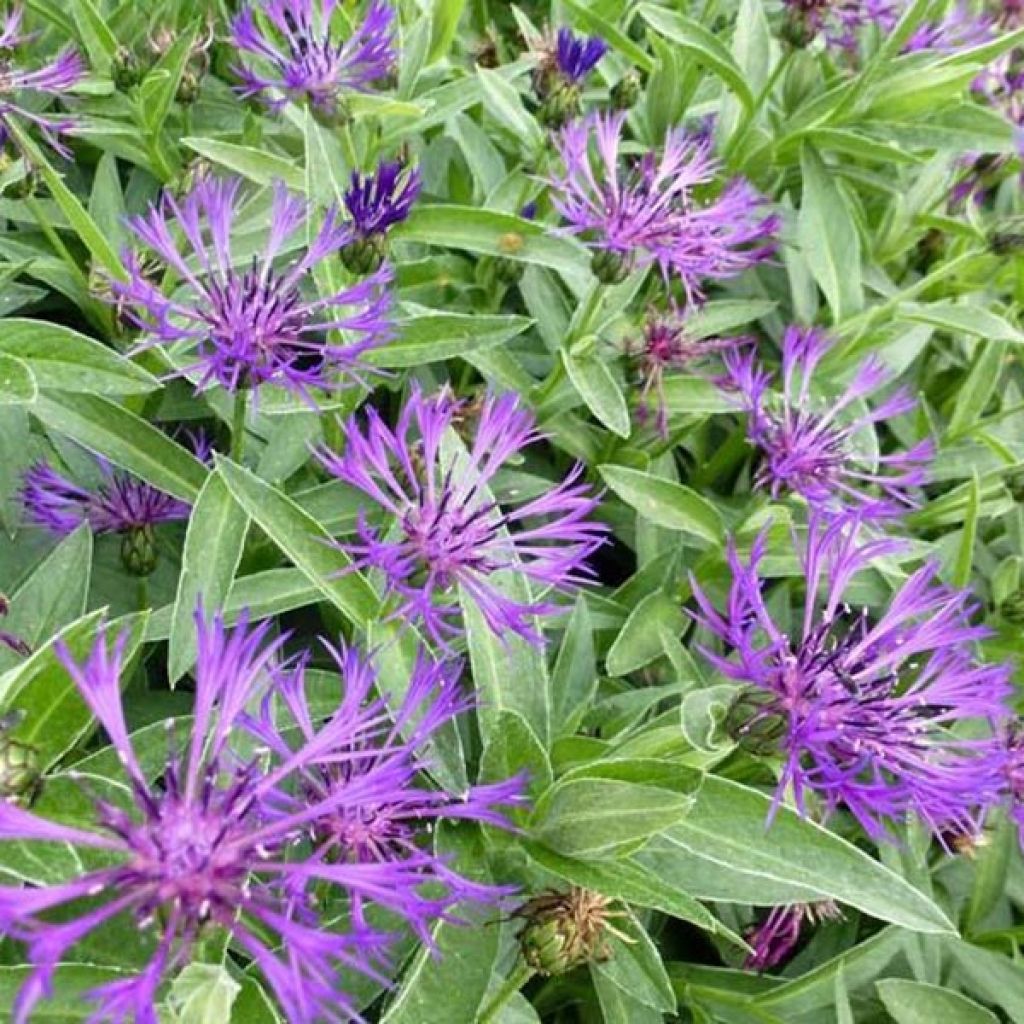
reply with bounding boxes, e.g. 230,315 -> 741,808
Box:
554,27 -> 607,85
22,459 -> 190,537
0,5 -> 85,158
781,0 -> 899,51
317,386 -> 607,647
0,610 -> 482,1023
629,309 -> 751,437
724,325 -> 933,518
549,111 -> 778,295
744,902 -> 842,971
111,176 -> 393,400
245,642 -> 523,924
232,0 -> 396,117
345,161 -> 421,239
691,515 -> 1012,842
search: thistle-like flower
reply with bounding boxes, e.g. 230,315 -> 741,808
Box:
0,610 -> 489,1023
232,0 -> 396,119
549,111 -> 777,293
744,902 -> 842,971
724,325 -> 933,518
317,386 -> 607,647
111,176 -> 393,401
245,642 -> 523,924
0,5 -> 85,158
340,160 -> 421,273
691,515 -> 1011,842
628,309 -> 750,436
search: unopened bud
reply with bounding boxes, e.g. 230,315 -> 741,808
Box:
0,736 -> 41,805
725,686 -> 785,756
1001,589 -> 1024,625
538,83 -> 582,128
121,524 -> 158,577
112,47 -> 143,90
176,69 -> 201,106
340,234 -> 387,275
590,248 -> 631,285
610,70 -> 642,110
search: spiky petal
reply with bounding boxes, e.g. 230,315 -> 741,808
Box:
548,111 -> 777,300
111,176 -> 393,401
344,160 -> 421,239
690,514 -> 1011,842
554,27 -> 607,84
724,325 -> 933,518
317,386 -> 607,647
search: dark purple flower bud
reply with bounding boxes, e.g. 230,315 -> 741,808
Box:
340,160 -> 421,273
690,515 -> 1012,843
316,386 -> 607,648
554,27 -> 607,85
744,902 -> 842,971
232,0 -> 397,120
549,112 -> 777,303
723,325 -> 933,519
111,176 -> 393,402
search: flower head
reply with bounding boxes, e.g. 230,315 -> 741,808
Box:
691,516 -> 1011,842
554,27 -> 607,85
628,309 -> 751,436
0,610 -> 485,1023
724,325 -> 933,518
317,386 -> 607,647
232,0 -> 396,117
111,176 -> 393,400
549,111 -> 777,295
0,5 -> 85,158
245,642 -> 523,923
340,160 -> 421,273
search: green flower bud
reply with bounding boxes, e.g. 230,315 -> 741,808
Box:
725,686 -> 785,756
1007,471 -> 1024,504
176,69 -> 201,106
538,83 -> 582,129
312,96 -> 352,128
780,12 -> 817,48
0,737 -> 41,805
590,248 -> 631,285
1001,589 -> 1024,625
610,70 -> 642,111
991,231 -> 1024,256
340,234 -> 388,275
121,524 -> 158,578
112,47 -> 143,90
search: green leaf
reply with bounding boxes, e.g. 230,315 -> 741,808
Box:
476,68 -> 543,153
382,825 -> 501,1024
638,5 -> 754,111
0,353 -> 36,404
591,968 -> 664,1024
32,392 -> 208,502
0,319 -> 159,394
944,937 -> 1024,1024
370,312 -> 533,368
798,145 -> 863,322
606,590 -> 686,677
949,341 -> 1007,439
562,0 -> 654,71
181,139 -> 306,191
0,525 -> 91,676
638,776 -> 955,935
139,23 -> 197,141
530,777 -> 693,858
876,980 -> 998,1024
591,912 -> 676,1013
167,964 -> 242,1024
428,0 -> 466,62
0,963 -> 135,1021
952,472 -> 979,589
562,351 -> 631,438
479,709 -> 552,798
599,465 -> 724,544
167,471 -> 249,684
550,597 -> 598,737
900,302 -> 1024,344
69,0 -> 118,66
215,457 -> 379,628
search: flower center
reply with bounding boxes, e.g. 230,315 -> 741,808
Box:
400,492 -> 500,584
757,408 -> 847,495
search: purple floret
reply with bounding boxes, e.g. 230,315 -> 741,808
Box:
111,176 -> 393,401
554,27 -> 607,84
0,610 -> 491,1023
744,902 -> 842,971
691,514 -> 1012,843
232,0 -> 396,116
317,386 -> 608,648
0,5 -> 85,158
724,325 -> 933,518
344,160 -> 421,238
549,111 -> 778,300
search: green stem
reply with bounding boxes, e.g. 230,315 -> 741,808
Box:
477,963 -> 535,1024
339,122 -> 360,174
230,389 -> 249,463
23,194 -> 89,290
136,576 -> 149,614
574,282 -> 606,340
724,50 -> 794,167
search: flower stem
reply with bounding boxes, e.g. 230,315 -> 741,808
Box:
230,389 -> 249,463
477,963 -> 535,1024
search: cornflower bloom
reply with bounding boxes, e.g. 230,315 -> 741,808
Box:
691,515 -> 1011,842
0,5 -> 85,159
245,643 -> 523,925
340,160 -> 421,273
627,309 -> 751,436
744,902 -> 842,971
549,111 -> 777,293
111,176 -> 392,401
232,0 -> 396,119
724,325 -> 933,518
317,386 -> 607,647
0,610 -> 477,1024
